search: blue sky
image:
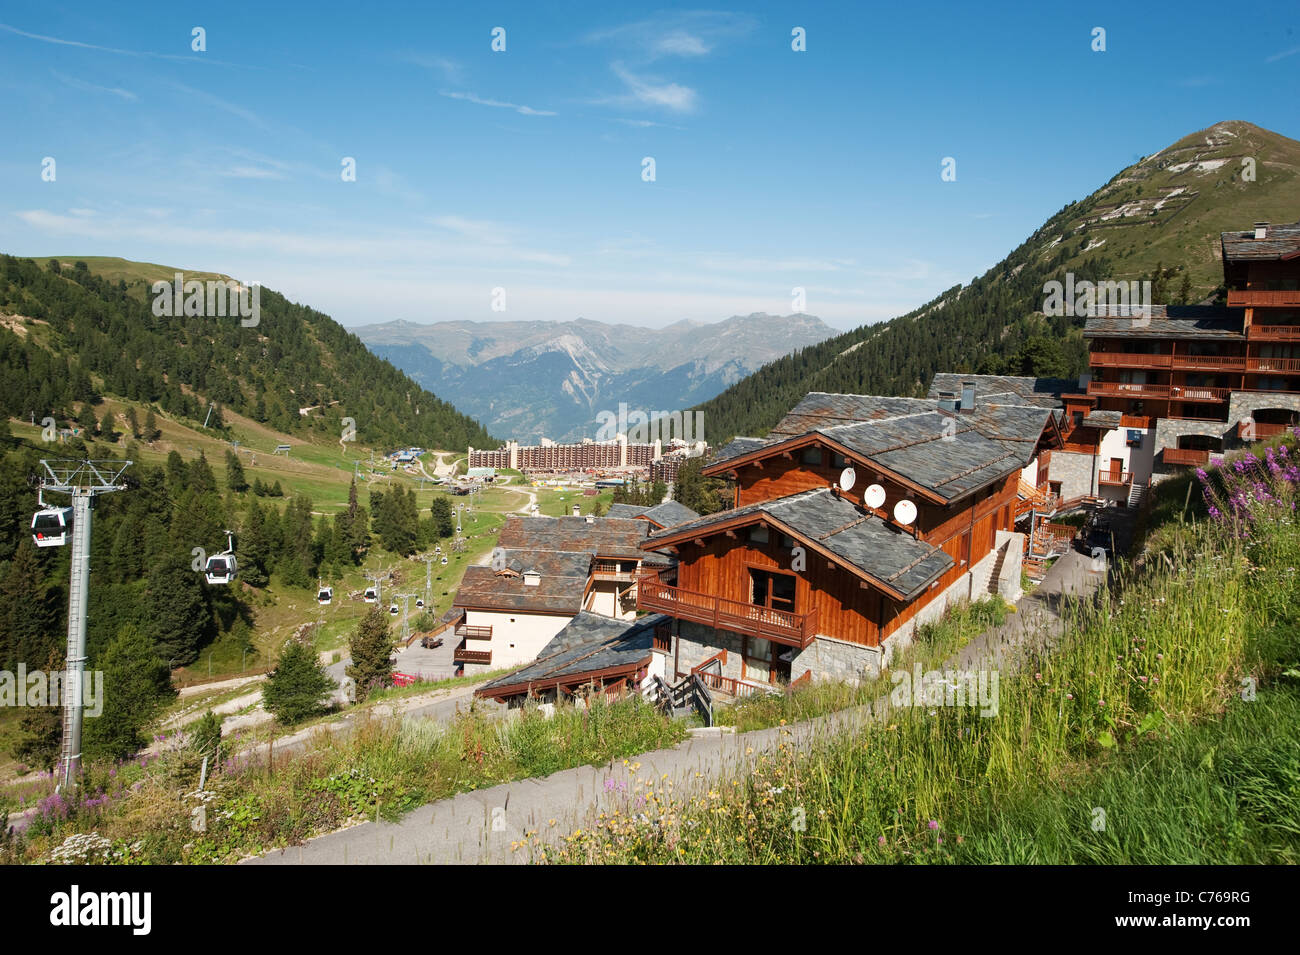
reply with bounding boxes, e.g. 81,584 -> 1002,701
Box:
1,1 -> 1297,331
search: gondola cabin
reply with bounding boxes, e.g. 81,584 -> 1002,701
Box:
389,603 -> 399,615
317,586 -> 333,605
204,553 -> 238,585
363,587 -> 377,603
31,506 -> 73,547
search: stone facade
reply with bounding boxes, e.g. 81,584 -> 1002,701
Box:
790,633 -> 882,684
1051,450 -> 1097,500
1228,391 -> 1300,424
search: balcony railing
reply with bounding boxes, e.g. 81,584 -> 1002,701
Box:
1170,354 -> 1246,372
591,559 -> 637,581
1087,381 -> 1231,402
1229,289 -> 1300,308
1250,325 -> 1300,341
1120,414 -> 1153,428
1162,447 -> 1211,466
1246,356 -> 1300,374
637,579 -> 818,648
453,640 -> 492,665
1239,420 -> 1291,440
455,624 -> 493,641
1098,469 -> 1133,487
652,625 -> 672,653
1091,352 -> 1172,369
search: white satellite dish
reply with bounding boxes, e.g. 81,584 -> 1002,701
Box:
893,499 -> 918,526
864,483 -> 886,510
838,467 -> 857,492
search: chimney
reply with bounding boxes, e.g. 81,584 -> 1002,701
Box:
961,382 -> 977,413
1255,222 -> 1268,240
572,504 -> 581,516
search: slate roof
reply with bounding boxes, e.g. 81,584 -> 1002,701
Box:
455,551 -> 594,614
709,391 -> 1055,503
1221,222 -> 1300,261
1081,410 -> 1124,430
645,487 -> 953,599
639,500 -> 699,528
927,374 -> 1073,410
605,503 -> 649,518
476,612 -> 663,697
497,515 -> 657,561
1083,306 -> 1245,339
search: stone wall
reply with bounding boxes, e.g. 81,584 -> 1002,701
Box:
790,634 -> 882,684
1051,450 -> 1096,500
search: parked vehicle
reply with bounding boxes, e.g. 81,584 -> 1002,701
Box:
421,635 -> 444,650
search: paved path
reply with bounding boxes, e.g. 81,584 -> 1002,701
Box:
248,550 -> 1100,865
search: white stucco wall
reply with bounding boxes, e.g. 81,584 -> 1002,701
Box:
462,608 -> 572,673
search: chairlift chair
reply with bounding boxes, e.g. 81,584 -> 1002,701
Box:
31,491 -> 73,547
204,531 -> 239,585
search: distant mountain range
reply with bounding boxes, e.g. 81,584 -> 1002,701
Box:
356,313 -> 835,444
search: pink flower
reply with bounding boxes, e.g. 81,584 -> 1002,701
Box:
928,820 -> 939,830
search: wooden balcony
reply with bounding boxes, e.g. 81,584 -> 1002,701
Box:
453,640 -> 492,666
1170,354 -> 1246,372
1249,325 -> 1300,341
1229,289 -> 1300,308
1098,469 -> 1133,487
1091,352 -> 1171,369
455,624 -> 492,641
1246,356 -> 1300,374
637,579 -> 818,649
591,559 -> 637,581
1120,414 -> 1153,428
1162,447 -> 1210,466
1087,381 -> 1231,402
652,625 -> 672,653
1239,420 -> 1291,440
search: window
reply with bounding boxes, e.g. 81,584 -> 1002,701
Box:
748,525 -> 769,544
1072,411 -> 1084,427
749,568 -> 796,612
829,452 -> 848,469
801,446 -> 823,466
778,533 -> 796,550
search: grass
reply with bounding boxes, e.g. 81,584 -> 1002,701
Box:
2,695 -> 686,864
713,596 -> 1010,733
521,447 -> 1298,863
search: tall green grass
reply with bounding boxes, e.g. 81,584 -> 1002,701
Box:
531,476 -> 1296,864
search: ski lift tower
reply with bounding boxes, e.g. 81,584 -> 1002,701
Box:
37,458 -> 132,790
394,593 -> 419,644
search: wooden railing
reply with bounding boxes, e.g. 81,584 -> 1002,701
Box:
453,641 -> 492,665
1091,352 -> 1172,369
1239,420 -> 1291,440
1250,325 -> 1300,341
1087,381 -> 1231,401
638,580 -> 818,647
455,624 -> 493,641
408,611 -> 461,648
1098,469 -> 1133,487
1229,289 -> 1300,307
1120,414 -> 1154,428
1246,356 -> 1300,373
591,559 -> 637,580
1162,447 -> 1210,466
1015,479 -> 1056,518
652,625 -> 672,653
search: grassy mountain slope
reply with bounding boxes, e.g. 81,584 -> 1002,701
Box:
0,255 -> 495,452
693,121 -> 1300,443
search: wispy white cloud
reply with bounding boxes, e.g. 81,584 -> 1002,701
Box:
398,53 -> 463,82
1265,45 -> 1300,63
582,13 -> 755,62
607,63 -> 697,112
50,69 -> 137,101
221,165 -> 284,180
170,81 -> 271,130
439,90 -> 556,116
0,22 -> 255,68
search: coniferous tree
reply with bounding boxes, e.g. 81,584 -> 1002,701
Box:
429,495 -> 454,539
144,554 -> 210,666
83,624 -> 176,762
345,606 -> 395,700
262,640 -> 335,725
224,449 -> 248,493
144,408 -> 160,442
